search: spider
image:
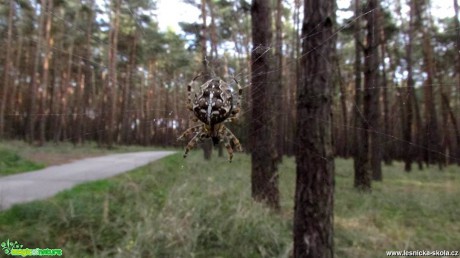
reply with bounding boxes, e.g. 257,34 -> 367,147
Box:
177,74 -> 243,162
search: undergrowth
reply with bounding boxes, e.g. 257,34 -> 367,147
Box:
0,150 -> 458,258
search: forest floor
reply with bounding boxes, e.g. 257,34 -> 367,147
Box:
0,144 -> 459,258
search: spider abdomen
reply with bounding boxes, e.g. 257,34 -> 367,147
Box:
193,78 -> 234,125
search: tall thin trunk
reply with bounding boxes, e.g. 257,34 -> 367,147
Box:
353,0 -> 371,190
10,36 -> 23,138
337,44 -> 348,157
290,0 -> 301,156
250,0 -> 279,210
146,60 -> 155,146
81,0 -> 95,144
454,0 -> 460,106
412,87 -> 424,170
437,75 -> 450,165
294,0 -> 334,256
105,0 -> 121,148
404,0 -> 416,172
364,0 -> 382,181
274,0 -> 284,162
441,93 -> 460,165
421,29 -> 441,167
38,0 -> 53,145
73,62 -> 84,144
27,1 -> 46,144
380,9 -> 391,165
122,32 -> 138,144
55,39 -> 74,143
0,0 -> 15,138
208,0 -> 218,60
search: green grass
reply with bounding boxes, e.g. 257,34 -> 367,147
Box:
0,148 -> 45,175
0,140 -> 172,157
0,140 -> 172,175
0,151 -> 459,258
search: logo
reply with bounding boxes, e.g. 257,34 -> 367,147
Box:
1,239 -> 62,257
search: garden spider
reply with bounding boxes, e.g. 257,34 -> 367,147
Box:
177,74 -> 243,162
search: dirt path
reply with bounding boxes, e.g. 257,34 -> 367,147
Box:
0,151 -> 175,210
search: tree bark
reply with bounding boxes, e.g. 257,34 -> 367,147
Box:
441,93 -> 460,165
250,0 -> 279,210
421,29 -> 441,167
363,0 -> 382,181
403,0 -> 416,172
454,0 -> 460,107
105,0 -> 121,148
293,0 -> 334,256
274,0 -> 284,162
353,0 -> 371,190
379,9 -> 391,165
27,0 -> 46,144
37,0 -> 53,146
0,0 -> 15,138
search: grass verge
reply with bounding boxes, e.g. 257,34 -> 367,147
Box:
0,140 -> 172,174
0,151 -> 458,257
0,148 -> 45,175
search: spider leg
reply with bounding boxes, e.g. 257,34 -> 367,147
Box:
217,126 -> 233,162
183,131 -> 206,158
217,125 -> 242,162
186,74 -> 202,111
177,125 -> 202,141
230,77 -> 243,120
224,126 -> 243,152
223,117 -> 239,124
223,136 -> 234,162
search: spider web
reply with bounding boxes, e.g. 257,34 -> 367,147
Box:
2,0 -> 459,166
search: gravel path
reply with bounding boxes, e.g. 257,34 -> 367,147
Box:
0,151 -> 175,210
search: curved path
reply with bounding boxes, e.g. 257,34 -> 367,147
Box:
0,151 -> 175,210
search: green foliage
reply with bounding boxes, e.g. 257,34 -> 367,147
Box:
0,153 -> 458,258
0,148 -> 44,175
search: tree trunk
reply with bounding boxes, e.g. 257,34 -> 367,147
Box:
437,75 -> 450,166
412,87 -> 424,170
337,56 -> 348,157
353,0 -> 371,191
105,0 -> 121,148
421,30 -> 441,167
10,35 -> 23,139
79,0 -> 95,145
403,0 -> 416,172
0,0 -> 15,138
274,0 -> 284,162
122,32 -> 138,144
294,0 -> 334,257
250,0 -> 279,210
27,0 -> 46,144
37,0 -> 53,146
441,93 -> 460,165
208,0 -> 218,60
363,0 -> 382,181
454,0 -> 460,107
379,10 -> 391,165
